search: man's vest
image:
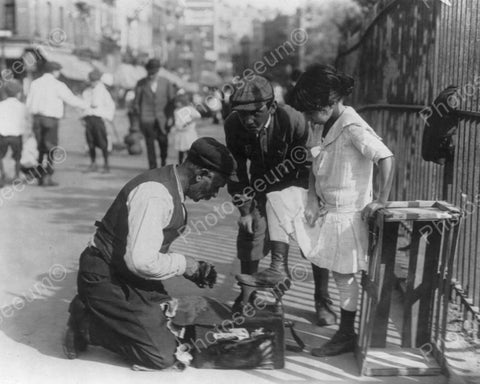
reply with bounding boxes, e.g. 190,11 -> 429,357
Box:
93,165 -> 186,291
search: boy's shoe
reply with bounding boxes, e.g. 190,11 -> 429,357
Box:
101,165 -> 110,174
311,331 -> 356,357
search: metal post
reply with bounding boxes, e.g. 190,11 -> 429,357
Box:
0,30 -> 13,71
0,37 -> 5,70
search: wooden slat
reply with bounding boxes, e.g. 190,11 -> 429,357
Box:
401,221 -> 423,348
362,348 -> 442,376
416,220 -> 442,347
370,221 -> 400,348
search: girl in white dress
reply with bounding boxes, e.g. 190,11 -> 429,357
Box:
269,64 -> 395,357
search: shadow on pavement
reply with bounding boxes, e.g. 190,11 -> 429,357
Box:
0,267 -> 129,368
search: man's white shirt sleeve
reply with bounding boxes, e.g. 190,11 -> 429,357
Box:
124,182 -> 187,280
58,81 -> 88,110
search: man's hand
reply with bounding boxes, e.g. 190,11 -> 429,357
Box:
304,197 -> 326,227
238,214 -> 254,234
361,201 -> 386,222
159,125 -> 168,135
184,256 -> 217,288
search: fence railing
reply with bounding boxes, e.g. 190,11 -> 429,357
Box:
336,0 -> 480,330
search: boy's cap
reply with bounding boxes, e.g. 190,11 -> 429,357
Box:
230,75 -> 274,111
88,69 -> 103,82
4,80 -> 22,97
44,61 -> 62,72
188,137 -> 238,182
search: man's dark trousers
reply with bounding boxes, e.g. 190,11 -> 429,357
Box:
73,246 -> 177,369
140,119 -> 168,169
33,114 -> 59,176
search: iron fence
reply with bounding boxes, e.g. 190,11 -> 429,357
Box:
337,0 -> 480,327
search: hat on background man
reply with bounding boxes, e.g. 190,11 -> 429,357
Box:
88,69 -> 103,82
230,75 -> 274,111
145,58 -> 161,71
188,137 -> 238,182
4,79 -> 23,97
44,61 -> 62,73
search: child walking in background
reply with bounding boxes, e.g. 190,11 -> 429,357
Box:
172,92 -> 200,164
0,80 -> 28,187
82,69 -> 116,173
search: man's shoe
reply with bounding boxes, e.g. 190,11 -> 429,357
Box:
311,331 -> 356,357
85,163 -> 98,173
62,315 -> 88,359
236,270 -> 291,288
315,298 -> 337,326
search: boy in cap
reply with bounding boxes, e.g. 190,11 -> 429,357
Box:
64,137 -> 237,370
26,61 -> 88,186
0,80 -> 28,185
224,75 -> 309,298
225,75 -> 335,325
82,69 -> 116,173
133,59 -> 176,169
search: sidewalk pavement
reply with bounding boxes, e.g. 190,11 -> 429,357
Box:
0,110 -> 460,383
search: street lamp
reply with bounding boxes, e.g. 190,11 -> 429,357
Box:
0,30 -> 13,71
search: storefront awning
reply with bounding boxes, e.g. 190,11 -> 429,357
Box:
114,63 -> 147,89
0,44 -> 26,59
158,67 -> 187,88
39,49 -> 94,81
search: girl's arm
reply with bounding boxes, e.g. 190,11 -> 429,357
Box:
361,156 -> 395,221
376,156 -> 395,203
304,167 -> 323,226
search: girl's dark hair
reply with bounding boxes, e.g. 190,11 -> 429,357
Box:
291,64 -> 354,112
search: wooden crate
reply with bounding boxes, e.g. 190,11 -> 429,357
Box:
356,201 -> 462,376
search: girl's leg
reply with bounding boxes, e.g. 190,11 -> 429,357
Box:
312,272 -> 359,357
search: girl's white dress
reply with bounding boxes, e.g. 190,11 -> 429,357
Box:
173,106 -> 200,152
266,107 -> 393,274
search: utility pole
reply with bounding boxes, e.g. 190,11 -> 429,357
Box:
296,7 -> 305,71
0,30 -> 13,71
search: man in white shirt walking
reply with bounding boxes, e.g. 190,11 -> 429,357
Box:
82,69 -> 116,173
0,80 -> 27,185
26,61 -> 88,186
63,137 -> 238,370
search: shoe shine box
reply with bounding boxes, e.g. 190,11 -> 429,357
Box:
186,303 -> 285,369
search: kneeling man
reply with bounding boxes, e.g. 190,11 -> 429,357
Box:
63,137 -> 237,369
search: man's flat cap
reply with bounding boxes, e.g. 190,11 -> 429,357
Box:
230,75 -> 274,111
189,137 -> 238,182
